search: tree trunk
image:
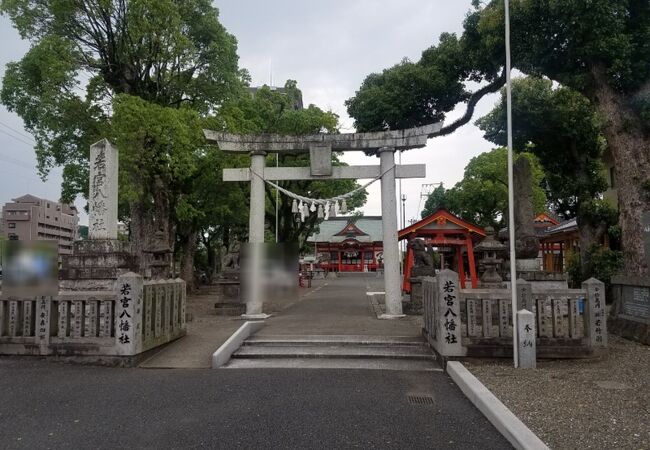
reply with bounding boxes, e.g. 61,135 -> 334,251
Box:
180,230 -> 198,293
129,200 -> 153,275
590,75 -> 650,276
128,185 -> 174,279
576,218 -> 607,280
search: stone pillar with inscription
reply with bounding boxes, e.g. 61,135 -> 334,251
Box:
517,309 -> 536,369
60,139 -> 136,291
434,269 -> 464,356
114,272 -> 144,355
583,278 -> 608,348
89,139 -> 118,240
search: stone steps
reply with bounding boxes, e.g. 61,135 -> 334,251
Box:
233,345 -> 435,359
223,334 -> 440,371
244,335 -> 425,346
224,357 -> 440,371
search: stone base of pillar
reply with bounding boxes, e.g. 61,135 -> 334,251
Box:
379,313 -> 406,320
241,313 -> 270,320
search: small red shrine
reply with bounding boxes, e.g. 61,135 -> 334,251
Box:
399,209 -> 486,292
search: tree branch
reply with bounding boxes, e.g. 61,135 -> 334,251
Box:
428,70 -> 506,138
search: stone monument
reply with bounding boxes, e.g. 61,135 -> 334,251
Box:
609,275 -> 650,345
60,139 -> 136,291
505,157 -> 567,288
89,139 -> 118,240
142,229 -> 173,279
513,157 -> 540,261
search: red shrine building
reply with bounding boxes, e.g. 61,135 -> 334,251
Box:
399,209 -> 486,292
307,217 -> 384,273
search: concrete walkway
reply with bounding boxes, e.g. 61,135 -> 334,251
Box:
139,317 -> 242,369
139,277 -> 332,368
259,273 -> 422,337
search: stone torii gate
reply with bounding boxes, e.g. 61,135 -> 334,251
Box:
204,122 -> 441,319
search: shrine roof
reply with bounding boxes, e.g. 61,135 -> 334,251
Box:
398,209 -> 485,240
307,216 -> 383,243
534,212 -> 560,227
541,217 -> 578,239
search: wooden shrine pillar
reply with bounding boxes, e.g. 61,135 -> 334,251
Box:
402,244 -> 414,292
456,246 -> 466,289
466,233 -> 478,289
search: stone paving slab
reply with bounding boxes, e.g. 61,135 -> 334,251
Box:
140,279 -> 326,368
139,317 -> 242,369
258,273 -> 423,337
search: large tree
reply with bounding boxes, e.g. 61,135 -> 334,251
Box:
477,76 -> 617,276
347,1 -> 650,275
1,0 -> 244,274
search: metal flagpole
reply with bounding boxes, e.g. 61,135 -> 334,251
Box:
398,151 -> 404,273
505,0 -> 519,368
275,153 -> 279,243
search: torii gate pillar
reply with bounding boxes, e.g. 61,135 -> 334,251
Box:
378,147 -> 405,318
243,150 -> 269,319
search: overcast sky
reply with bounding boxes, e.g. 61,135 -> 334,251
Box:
0,0 -> 500,227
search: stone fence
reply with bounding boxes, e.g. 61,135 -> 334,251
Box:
0,272 -> 186,357
423,269 -> 607,359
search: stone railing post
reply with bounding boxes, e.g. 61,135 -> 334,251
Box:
178,278 -> 187,330
517,309 -> 536,369
422,276 -> 437,342
114,272 -> 144,356
435,269 -> 463,356
583,278 -> 608,348
36,296 -> 52,354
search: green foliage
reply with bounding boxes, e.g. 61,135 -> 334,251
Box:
0,0 -> 243,200
565,249 -> 582,288
590,246 -> 624,286
501,0 -> 650,95
421,185 -> 450,217
112,94 -> 205,205
631,95 -> 650,132
347,0 -> 650,274
577,199 -> 618,230
346,26 -> 504,132
422,148 -> 546,229
477,76 -> 608,218
217,81 -> 366,245
566,246 -> 623,289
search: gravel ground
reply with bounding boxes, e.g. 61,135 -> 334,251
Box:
465,335 -> 650,450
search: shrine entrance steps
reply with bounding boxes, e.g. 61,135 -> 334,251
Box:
221,334 -> 440,371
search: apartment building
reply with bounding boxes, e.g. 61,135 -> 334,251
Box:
2,194 -> 79,257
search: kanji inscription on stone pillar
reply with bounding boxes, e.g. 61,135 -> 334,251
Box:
89,139 -> 118,239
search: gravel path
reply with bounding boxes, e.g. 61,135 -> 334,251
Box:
465,335 -> 650,450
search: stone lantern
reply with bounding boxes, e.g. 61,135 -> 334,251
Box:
474,226 -> 507,287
